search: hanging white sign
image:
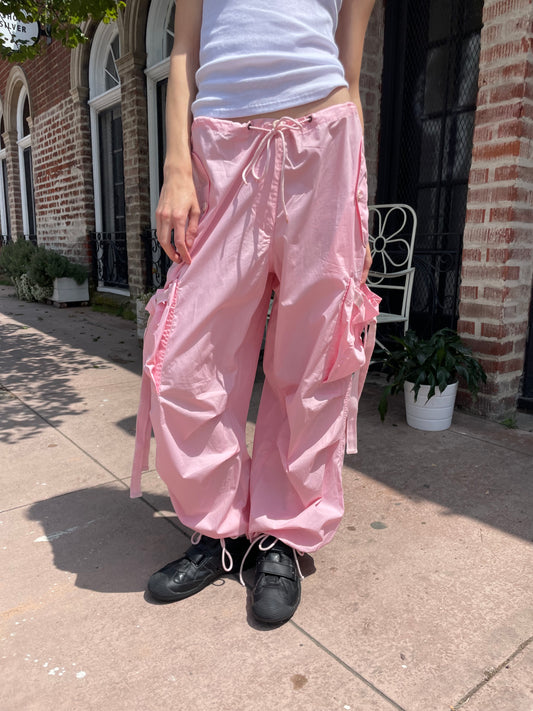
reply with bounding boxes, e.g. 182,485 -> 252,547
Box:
0,13 -> 40,51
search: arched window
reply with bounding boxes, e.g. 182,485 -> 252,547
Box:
16,88 -> 35,240
0,110 -> 10,241
89,21 -> 128,291
146,0 -> 175,223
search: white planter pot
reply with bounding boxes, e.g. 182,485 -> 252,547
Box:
136,300 -> 150,339
404,381 -> 458,431
52,278 -> 89,304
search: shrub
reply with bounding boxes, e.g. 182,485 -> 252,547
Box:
27,247 -> 88,287
0,238 -> 37,279
0,238 -> 89,302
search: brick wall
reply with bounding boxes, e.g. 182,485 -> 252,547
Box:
458,0 -> 533,418
0,40 -> 71,117
31,92 -> 94,263
361,0 -> 385,203
117,53 -> 151,295
0,42 -> 95,265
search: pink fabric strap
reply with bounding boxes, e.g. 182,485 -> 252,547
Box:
130,371 -> 152,498
345,318 -> 377,455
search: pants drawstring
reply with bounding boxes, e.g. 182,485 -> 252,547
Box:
242,116 -> 311,221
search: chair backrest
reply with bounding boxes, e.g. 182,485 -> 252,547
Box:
367,204 -> 417,322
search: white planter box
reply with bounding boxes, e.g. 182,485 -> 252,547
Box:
404,381 -> 458,431
136,299 -> 150,339
52,278 -> 89,304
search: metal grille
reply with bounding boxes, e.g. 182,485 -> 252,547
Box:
89,231 -> 129,290
142,229 -> 171,291
519,285 -> 533,409
377,0 -> 483,335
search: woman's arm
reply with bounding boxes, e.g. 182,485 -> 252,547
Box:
336,0 -> 375,283
156,0 -> 203,265
335,0 -> 376,128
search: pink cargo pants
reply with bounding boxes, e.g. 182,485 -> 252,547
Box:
131,102 -> 380,553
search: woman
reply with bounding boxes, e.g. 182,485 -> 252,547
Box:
132,0 -> 379,625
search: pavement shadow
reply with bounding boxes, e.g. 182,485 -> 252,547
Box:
26,485 -> 189,594
0,288 -> 140,443
0,322 -> 93,442
349,382 -> 533,544
0,287 -> 140,374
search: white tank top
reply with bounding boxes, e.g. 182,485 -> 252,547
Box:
191,0 -> 348,119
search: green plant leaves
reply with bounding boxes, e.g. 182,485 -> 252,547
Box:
378,328 -> 487,421
0,0 -> 126,62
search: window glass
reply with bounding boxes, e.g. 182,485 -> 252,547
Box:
165,4 -> 175,58
22,96 -> 30,137
104,35 -> 120,91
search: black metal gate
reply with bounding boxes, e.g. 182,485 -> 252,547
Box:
519,287 -> 533,410
376,0 -> 484,336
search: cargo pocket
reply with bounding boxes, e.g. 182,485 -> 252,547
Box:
324,280 -> 380,384
323,279 -> 380,453
144,280 -> 179,393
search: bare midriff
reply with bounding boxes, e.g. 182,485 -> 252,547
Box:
227,86 -> 356,123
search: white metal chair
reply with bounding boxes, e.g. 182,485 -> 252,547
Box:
367,204 -> 417,352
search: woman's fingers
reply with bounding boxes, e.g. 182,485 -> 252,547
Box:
155,181 -> 201,265
155,209 -> 181,264
361,242 -> 372,283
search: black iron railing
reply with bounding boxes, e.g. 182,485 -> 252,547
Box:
89,231 -> 129,290
142,229 -> 171,291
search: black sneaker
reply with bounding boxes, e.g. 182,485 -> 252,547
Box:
251,537 -> 302,624
148,535 -> 252,602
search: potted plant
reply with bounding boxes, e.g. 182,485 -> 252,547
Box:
0,238 -> 89,304
135,290 -> 155,339
29,246 -> 89,304
378,328 -> 487,430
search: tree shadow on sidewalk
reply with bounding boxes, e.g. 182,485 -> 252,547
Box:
0,289 -> 140,444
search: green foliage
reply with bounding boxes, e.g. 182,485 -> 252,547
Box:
91,292 -> 135,321
0,1 -> 126,62
26,245 -> 55,287
378,328 -> 487,421
500,416 -> 517,430
0,237 -> 37,278
27,246 -> 88,285
0,237 -> 88,301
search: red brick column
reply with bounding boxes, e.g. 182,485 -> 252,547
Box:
116,52 -> 151,297
458,0 -> 533,419
361,0 -> 385,203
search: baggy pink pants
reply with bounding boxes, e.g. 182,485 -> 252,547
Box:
131,102 -> 380,553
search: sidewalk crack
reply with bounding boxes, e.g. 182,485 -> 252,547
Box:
290,620 -> 408,711
450,634 -> 533,709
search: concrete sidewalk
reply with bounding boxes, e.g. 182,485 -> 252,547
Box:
1,282 -> 532,711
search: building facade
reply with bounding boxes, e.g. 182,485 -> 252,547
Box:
0,0 -> 532,419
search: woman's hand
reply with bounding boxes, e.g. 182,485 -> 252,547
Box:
361,242 -> 372,284
156,1 -> 203,264
155,174 -> 200,265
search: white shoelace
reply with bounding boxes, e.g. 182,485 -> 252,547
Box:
190,531 -> 234,573
241,116 -> 312,221
238,533 -> 304,587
